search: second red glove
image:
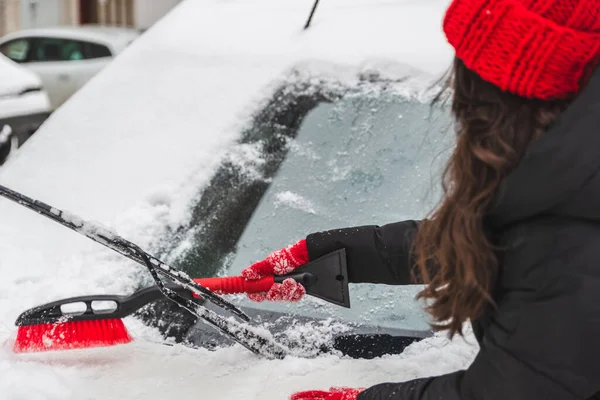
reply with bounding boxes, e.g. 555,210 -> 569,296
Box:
290,387 -> 364,400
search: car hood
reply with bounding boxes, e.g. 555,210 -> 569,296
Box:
0,55 -> 43,97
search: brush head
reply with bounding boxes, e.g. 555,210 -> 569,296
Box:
13,319 -> 133,353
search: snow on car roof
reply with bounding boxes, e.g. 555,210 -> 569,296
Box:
0,1 -> 473,399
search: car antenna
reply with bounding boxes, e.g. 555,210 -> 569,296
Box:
304,0 -> 320,30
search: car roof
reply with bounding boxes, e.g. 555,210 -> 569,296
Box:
0,25 -> 140,53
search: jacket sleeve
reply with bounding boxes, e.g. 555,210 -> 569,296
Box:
305,220 -> 421,285
356,271 -> 600,400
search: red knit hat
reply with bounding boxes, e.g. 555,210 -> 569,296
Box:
443,0 -> 600,99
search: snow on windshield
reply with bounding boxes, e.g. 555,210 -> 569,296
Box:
0,0 -> 477,398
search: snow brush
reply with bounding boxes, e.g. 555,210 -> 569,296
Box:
0,184 -> 349,358
12,258 -> 348,354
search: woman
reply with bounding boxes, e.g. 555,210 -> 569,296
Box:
242,0 -> 600,399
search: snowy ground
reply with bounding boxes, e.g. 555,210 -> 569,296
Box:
0,0 -> 479,398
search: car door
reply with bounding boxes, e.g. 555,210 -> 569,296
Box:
25,37 -> 111,110
26,37 -> 84,109
74,41 -> 114,90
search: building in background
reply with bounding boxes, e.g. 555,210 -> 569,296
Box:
0,0 -> 182,36
0,0 -> 20,35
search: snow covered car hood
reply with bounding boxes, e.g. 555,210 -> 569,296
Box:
0,1 -> 478,399
0,54 -> 43,97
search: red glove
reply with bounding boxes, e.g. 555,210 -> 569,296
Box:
241,239 -> 309,302
290,387 -> 364,400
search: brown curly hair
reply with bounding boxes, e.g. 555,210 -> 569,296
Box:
413,57 -> 572,336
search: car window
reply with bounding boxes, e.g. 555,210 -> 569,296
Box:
84,42 -> 112,59
0,39 -> 31,62
163,82 -> 455,333
30,38 -> 85,62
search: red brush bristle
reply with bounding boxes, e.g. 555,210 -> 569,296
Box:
13,319 -> 133,353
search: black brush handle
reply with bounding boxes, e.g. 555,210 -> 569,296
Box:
274,272 -> 318,287
17,272 -> 317,326
16,284 -> 194,326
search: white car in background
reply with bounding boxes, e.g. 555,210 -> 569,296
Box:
0,26 -> 139,110
0,54 -> 50,164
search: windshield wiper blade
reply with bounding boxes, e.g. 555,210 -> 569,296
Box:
136,250 -> 287,359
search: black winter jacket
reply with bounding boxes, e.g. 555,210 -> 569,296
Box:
305,68 -> 600,400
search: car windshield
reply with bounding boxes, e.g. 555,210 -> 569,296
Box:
163,78 -> 455,333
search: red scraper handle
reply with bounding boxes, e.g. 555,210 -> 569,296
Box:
193,276 -> 275,295
192,272 -> 317,296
